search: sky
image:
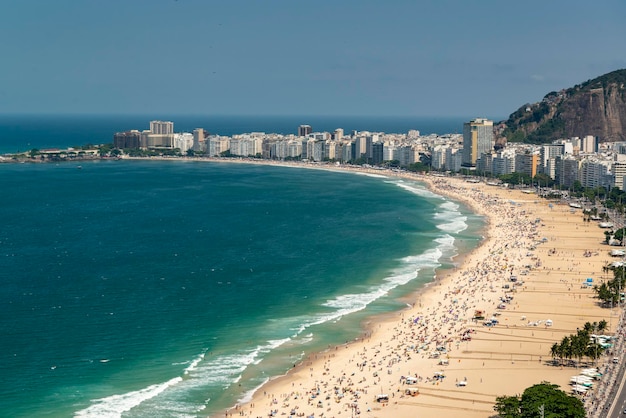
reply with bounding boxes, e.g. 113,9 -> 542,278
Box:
1,0 -> 625,119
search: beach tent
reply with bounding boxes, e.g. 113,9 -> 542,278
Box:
405,387 -> 420,396
376,394 -> 389,403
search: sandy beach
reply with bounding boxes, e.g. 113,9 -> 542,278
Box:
213,168 -> 622,418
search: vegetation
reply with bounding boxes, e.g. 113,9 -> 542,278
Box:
500,69 -> 626,144
406,161 -> 430,173
548,321 -> 607,367
526,117 -> 566,144
493,382 -> 585,418
574,68 -> 626,93
594,264 -> 626,306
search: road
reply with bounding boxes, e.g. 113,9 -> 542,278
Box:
608,360 -> 626,417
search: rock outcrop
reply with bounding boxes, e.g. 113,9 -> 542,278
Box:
500,69 -> 626,143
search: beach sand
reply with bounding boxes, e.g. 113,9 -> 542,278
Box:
121,158 -> 623,416
213,171 -> 621,418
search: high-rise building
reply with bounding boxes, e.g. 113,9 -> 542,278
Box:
298,125 -> 312,137
150,120 -> 174,135
192,128 -> 205,152
515,152 -> 540,178
462,118 -> 493,168
113,130 -> 141,149
582,135 -> 598,153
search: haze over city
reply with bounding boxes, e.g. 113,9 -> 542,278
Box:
2,0 -> 625,118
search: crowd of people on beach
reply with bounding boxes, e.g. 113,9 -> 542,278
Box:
225,176 -> 578,418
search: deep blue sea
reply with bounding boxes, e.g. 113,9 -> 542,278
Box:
0,116 -> 484,417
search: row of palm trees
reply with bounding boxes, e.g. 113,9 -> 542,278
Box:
595,265 -> 626,305
549,321 -> 608,367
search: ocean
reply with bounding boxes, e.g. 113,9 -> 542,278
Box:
0,116 -> 484,417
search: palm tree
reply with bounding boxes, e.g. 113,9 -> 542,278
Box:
550,343 -> 559,365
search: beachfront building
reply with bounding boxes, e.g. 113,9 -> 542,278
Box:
578,157 -> 612,189
208,136 -> 230,156
229,135 -> 263,157
554,155 -> 579,188
539,144 -> 565,175
113,130 -> 141,149
192,128 -> 206,152
354,135 -> 367,160
371,142 -> 384,165
150,120 -> 174,135
383,145 -> 397,163
307,139 -> 325,162
612,157 -> 626,190
141,131 -> 174,150
445,147 -> 463,172
173,133 -> 194,154
298,125 -> 312,137
515,152 -> 540,178
477,151 -> 494,174
492,149 -> 516,176
462,118 -> 493,168
268,139 -> 302,159
397,145 -> 417,167
431,145 -> 447,170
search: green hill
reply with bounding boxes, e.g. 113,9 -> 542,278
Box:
500,69 -> 626,144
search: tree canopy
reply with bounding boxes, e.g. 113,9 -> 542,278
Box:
494,382 -> 585,418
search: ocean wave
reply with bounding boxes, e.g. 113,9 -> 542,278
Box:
354,172 -> 389,179
434,201 -> 468,234
392,181 -> 441,199
436,216 -> 468,233
74,376 -> 183,418
237,377 -> 270,404
74,337 -> 293,418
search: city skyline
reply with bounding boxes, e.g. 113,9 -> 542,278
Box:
1,0 -> 625,118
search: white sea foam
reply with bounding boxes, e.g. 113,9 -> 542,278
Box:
354,172 -> 389,179
393,181 -> 441,199
237,377 -> 270,404
434,201 -> 468,233
74,376 -> 183,418
75,336 -> 293,418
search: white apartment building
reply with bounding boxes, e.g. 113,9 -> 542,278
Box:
208,136 -> 230,156
492,149 -> 516,176
173,133 -> 194,154
445,147 -> 463,172
431,145 -> 447,170
578,157 -> 611,189
150,120 -> 174,135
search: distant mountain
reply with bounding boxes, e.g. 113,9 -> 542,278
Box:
499,69 -> 626,144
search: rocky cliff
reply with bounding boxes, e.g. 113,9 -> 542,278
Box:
500,69 -> 626,143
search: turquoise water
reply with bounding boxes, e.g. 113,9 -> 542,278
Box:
0,160 -> 483,417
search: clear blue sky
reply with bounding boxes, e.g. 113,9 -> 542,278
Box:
1,0 -> 624,119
